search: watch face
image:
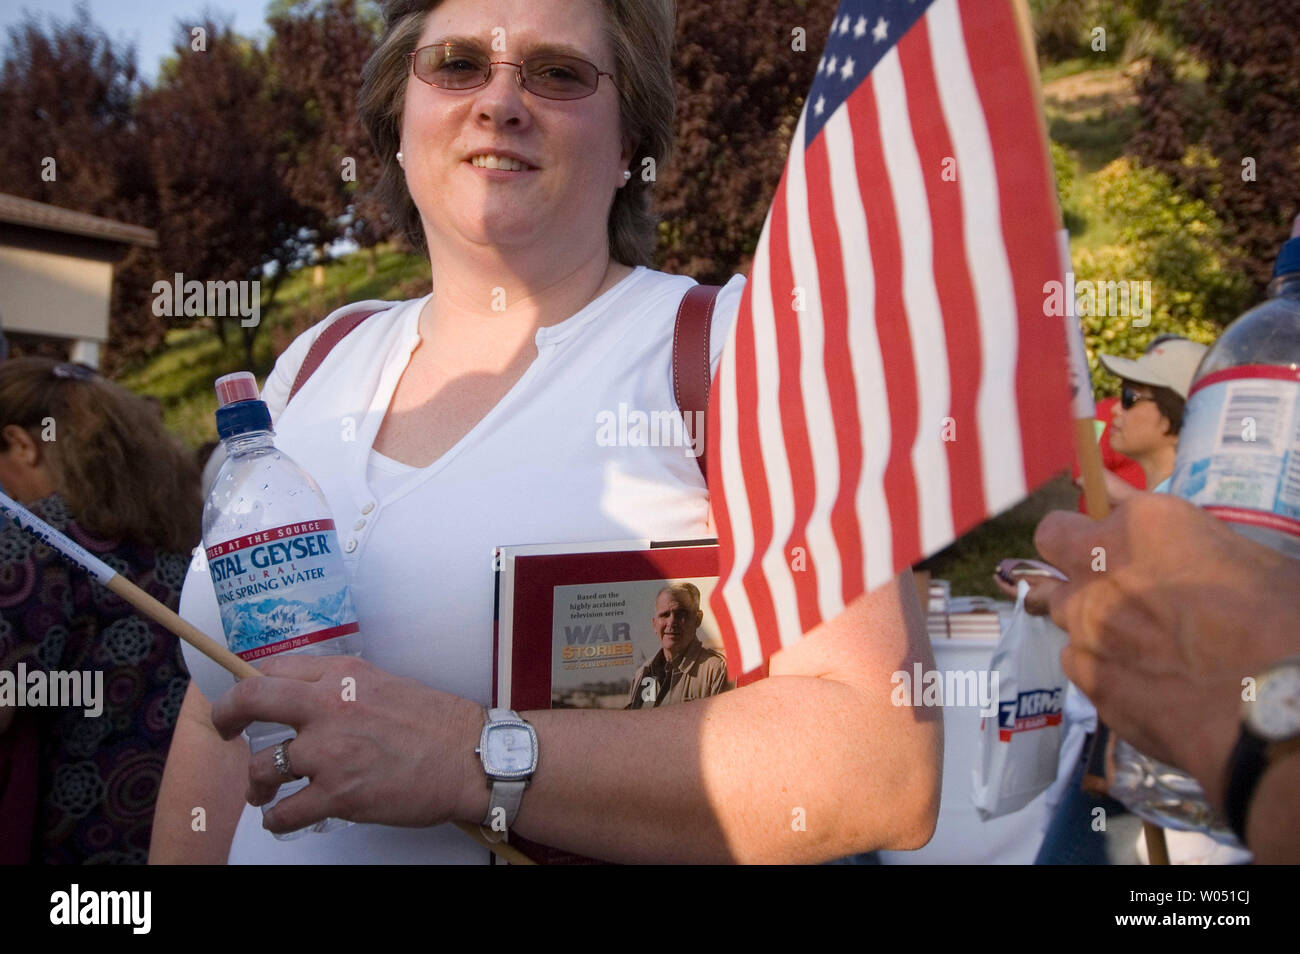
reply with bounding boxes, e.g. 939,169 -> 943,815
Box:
485,724 -> 536,778
1248,662 -> 1300,741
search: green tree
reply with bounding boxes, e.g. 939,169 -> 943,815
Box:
1071,156 -> 1251,393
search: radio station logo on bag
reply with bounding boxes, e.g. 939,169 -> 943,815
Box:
994,687 -> 1063,741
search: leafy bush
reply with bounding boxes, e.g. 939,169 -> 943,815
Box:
1070,156 -> 1252,394
1032,0 -> 1160,65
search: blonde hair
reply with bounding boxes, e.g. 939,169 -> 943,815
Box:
658,581 -> 701,615
358,0 -> 676,265
0,359 -> 201,553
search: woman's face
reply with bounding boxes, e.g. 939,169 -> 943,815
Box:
399,0 -> 631,259
1110,383 -> 1175,461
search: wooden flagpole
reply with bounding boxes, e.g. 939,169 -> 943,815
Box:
1008,0 -> 1170,865
0,491 -> 535,865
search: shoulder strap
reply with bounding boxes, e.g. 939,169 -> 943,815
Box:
672,284 -> 722,482
287,307 -> 387,405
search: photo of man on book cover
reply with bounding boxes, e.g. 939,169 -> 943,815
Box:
549,578 -> 731,709
625,583 -> 730,709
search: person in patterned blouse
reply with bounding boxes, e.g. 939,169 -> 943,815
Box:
0,358 -> 201,863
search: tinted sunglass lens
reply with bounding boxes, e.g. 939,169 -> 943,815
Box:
523,56 -> 598,99
415,46 -> 488,88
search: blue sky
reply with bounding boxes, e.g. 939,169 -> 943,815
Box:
0,0 -> 275,80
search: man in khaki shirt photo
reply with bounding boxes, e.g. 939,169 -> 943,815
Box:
625,583 -> 730,710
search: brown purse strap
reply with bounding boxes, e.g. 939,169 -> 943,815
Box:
286,288 -> 722,476
672,284 -> 722,481
287,307 -> 387,405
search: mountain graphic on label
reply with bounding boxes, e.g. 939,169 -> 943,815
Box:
224,590 -> 357,650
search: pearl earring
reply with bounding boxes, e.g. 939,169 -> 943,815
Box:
623,170 -> 631,181
396,151 -> 404,165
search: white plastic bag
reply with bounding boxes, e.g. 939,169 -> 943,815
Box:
972,580 -> 1070,821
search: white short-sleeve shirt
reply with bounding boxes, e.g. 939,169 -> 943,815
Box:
177,266 -> 743,863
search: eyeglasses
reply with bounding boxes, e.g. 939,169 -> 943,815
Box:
1120,386 -> 1156,410
407,43 -> 617,100
52,362 -> 96,381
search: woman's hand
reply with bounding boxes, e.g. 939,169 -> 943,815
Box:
992,573 -> 1061,616
208,655 -> 486,835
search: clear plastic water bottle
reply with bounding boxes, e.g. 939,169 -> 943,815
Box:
1169,222 -> 1300,559
1111,219 -> 1300,848
202,371 -> 362,839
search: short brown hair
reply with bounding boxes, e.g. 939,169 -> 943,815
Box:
1124,378 -> 1186,436
0,359 -> 202,553
358,0 -> 676,266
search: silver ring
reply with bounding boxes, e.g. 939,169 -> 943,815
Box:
273,739 -> 296,778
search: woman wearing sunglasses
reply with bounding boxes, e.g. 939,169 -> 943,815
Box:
1097,337 -> 1208,498
153,0 -> 939,865
0,359 -> 200,864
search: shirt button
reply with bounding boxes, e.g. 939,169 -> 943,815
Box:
361,502 -> 375,515
344,539 -> 357,553
353,519 -> 366,531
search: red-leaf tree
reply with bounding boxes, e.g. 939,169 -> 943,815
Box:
655,0 -> 836,283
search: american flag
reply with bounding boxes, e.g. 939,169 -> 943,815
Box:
707,0 -> 1074,680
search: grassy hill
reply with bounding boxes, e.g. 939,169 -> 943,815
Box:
119,244 -> 430,449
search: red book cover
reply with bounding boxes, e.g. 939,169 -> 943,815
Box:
491,539 -> 724,864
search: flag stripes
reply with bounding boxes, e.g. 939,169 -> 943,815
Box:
709,0 -> 1073,678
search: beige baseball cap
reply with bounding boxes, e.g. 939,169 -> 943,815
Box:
1098,338 -> 1209,400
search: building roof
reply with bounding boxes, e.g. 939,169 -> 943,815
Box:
0,192 -> 157,248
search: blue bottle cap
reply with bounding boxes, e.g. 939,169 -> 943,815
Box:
1273,236 -> 1300,279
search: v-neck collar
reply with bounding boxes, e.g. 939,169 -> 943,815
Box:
348,266 -> 650,511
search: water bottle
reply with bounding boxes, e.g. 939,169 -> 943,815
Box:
202,371 -> 362,839
1169,221 -> 1300,558
1111,220 -> 1300,848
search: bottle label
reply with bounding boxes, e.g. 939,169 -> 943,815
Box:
205,519 -> 359,660
1171,367 -> 1300,540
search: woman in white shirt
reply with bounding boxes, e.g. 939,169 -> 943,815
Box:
151,0 -> 940,864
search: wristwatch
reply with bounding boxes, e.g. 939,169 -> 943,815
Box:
475,708 -> 538,830
1224,657 -> 1300,844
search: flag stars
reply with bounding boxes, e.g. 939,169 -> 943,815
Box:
839,16 -> 851,35
873,17 -> 889,42
840,56 -> 855,81
826,54 -> 838,75
813,94 -> 826,117
854,15 -> 868,39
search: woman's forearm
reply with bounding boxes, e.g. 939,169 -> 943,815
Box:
150,683 -> 250,864
463,575 -> 943,864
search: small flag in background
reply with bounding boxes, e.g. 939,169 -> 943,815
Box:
707,0 -> 1074,680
